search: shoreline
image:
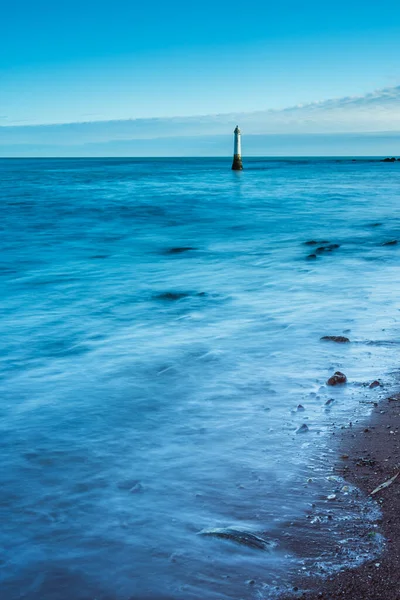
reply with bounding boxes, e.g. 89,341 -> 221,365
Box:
282,391 -> 400,600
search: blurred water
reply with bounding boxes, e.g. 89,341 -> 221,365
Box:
1,157 -> 400,599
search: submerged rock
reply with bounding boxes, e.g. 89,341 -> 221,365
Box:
154,292 -> 191,301
307,253 -> 317,260
297,404 -> 305,411
296,423 -> 309,434
154,291 -> 207,301
199,527 -> 272,550
325,398 -> 335,406
381,240 -> 398,246
321,335 -> 350,343
304,240 -> 330,246
326,371 -> 347,386
164,247 -> 197,254
117,479 -> 143,493
315,244 -> 340,254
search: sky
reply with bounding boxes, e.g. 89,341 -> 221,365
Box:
1,1 -> 400,155
2,0 -> 400,125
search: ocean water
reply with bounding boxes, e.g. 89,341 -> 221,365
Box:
1,157 -> 400,600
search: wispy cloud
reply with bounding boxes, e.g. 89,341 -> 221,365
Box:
1,85 -> 400,156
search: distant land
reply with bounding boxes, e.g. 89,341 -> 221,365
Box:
1,86 -> 400,157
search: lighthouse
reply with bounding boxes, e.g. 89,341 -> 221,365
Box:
231,125 -> 243,170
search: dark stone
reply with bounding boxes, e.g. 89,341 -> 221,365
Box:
200,527 -> 271,550
154,291 -> 207,301
304,240 -> 330,246
382,157 -> 397,162
316,244 -> 340,254
369,380 -> 381,389
381,240 -> 398,246
321,336 -> 350,343
117,479 -> 143,493
307,253 -> 317,260
327,371 -> 347,386
325,398 -> 335,406
164,247 -> 197,254
297,404 -> 305,411
296,424 -> 309,434
154,292 -> 190,301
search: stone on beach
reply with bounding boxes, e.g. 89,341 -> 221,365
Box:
199,527 -> 272,550
369,380 -> 381,389
296,424 -> 309,434
327,371 -> 347,386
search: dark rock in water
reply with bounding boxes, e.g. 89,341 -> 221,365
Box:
369,380 -> 381,389
304,240 -> 330,246
325,398 -> 335,406
381,240 -> 398,246
154,291 -> 207,301
316,244 -> 340,254
307,253 -> 317,260
199,527 -> 272,550
327,371 -> 347,386
369,223 -> 382,227
117,479 -> 143,493
296,423 -> 309,434
382,157 -> 397,162
297,404 -> 305,411
154,292 -> 190,301
164,247 -> 197,254
321,335 -> 350,343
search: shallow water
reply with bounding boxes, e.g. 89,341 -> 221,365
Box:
1,157 -> 400,599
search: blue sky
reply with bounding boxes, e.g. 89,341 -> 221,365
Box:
1,0 -> 400,125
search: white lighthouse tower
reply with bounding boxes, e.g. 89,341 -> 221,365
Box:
231,125 -> 243,170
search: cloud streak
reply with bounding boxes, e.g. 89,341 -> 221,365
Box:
0,85 -> 400,156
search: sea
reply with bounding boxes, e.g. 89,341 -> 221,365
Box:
1,157 -> 400,600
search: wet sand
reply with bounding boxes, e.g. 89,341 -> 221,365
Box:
283,392 -> 400,600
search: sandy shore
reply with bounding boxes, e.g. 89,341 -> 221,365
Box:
282,392 -> 400,600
